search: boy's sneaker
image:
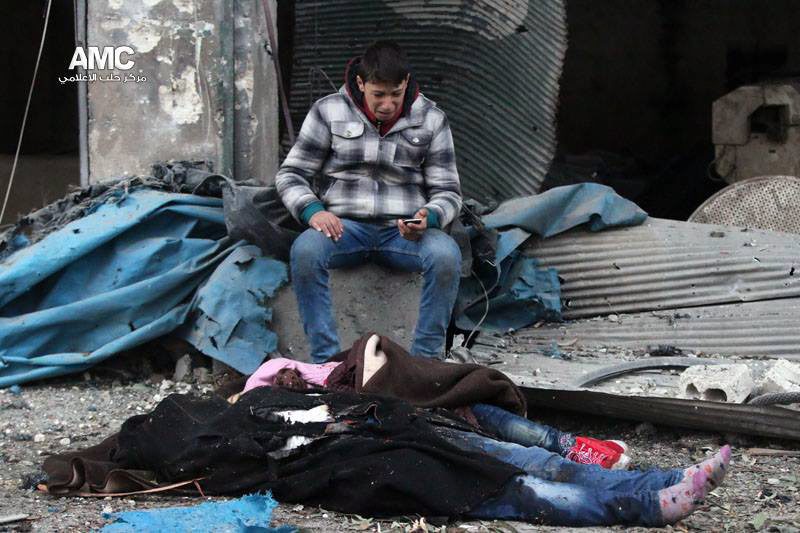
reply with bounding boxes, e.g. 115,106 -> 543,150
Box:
565,437 -> 632,470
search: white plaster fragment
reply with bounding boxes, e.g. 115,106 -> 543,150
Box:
278,435 -> 314,452
128,19 -> 162,54
760,359 -> 800,394
107,0 -> 123,9
100,16 -> 131,31
274,404 -> 332,424
172,0 -> 194,14
156,55 -> 173,65
679,364 -> 755,403
248,115 -> 259,137
191,21 -> 215,35
235,71 -> 254,105
143,0 -> 164,7
158,66 -> 203,125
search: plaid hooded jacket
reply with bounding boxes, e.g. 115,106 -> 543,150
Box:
275,66 -> 462,228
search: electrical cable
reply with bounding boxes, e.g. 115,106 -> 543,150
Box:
463,270 -> 491,347
1,0 -> 53,225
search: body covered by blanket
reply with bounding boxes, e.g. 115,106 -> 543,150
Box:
43,387 -> 522,518
326,333 -> 527,416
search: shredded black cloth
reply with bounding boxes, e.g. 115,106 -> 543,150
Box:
45,388 -> 522,518
0,161 -> 215,261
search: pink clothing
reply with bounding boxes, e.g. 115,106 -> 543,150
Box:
243,358 -> 342,392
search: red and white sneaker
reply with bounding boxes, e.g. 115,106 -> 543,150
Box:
565,437 -> 632,470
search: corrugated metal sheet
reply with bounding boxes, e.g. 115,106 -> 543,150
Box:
524,217 -> 800,318
498,299 -> 800,359
289,0 -> 567,201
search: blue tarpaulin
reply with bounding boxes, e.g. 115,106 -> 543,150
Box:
484,182 -> 648,264
101,493 -> 294,533
456,183 -> 647,331
0,189 -> 287,387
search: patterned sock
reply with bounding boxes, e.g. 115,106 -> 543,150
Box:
558,433 -> 576,455
683,445 -> 732,492
658,468 -> 708,524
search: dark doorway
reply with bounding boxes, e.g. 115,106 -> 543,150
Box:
552,0 -> 800,220
0,1 -> 80,225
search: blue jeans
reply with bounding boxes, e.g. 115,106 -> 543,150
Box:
439,430 -> 683,527
471,403 -> 574,454
290,219 -> 461,362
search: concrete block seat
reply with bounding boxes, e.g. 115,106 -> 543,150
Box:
270,264 -> 422,361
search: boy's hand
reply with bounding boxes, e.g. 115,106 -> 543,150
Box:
309,211 -> 344,241
397,208 -> 428,241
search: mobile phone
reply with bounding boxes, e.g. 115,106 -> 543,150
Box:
402,218 -> 423,225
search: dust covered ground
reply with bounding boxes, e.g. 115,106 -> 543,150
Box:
1,355 -> 798,533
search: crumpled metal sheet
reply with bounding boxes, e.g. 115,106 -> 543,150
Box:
289,0 -> 567,201
495,299 -> 800,360
524,217 -> 800,318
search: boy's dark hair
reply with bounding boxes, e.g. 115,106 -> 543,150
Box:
358,41 -> 409,85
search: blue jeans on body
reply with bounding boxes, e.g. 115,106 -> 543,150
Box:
439,429 -> 683,527
471,403 -> 574,454
290,218 -> 461,362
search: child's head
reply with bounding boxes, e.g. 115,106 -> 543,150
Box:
274,368 -> 308,389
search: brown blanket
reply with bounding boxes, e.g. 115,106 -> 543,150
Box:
42,434 -> 166,495
327,333 -> 527,415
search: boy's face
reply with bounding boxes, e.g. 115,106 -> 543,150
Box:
356,75 -> 409,121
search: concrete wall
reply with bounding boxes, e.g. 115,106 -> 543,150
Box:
86,0 -> 278,182
234,0 -> 279,183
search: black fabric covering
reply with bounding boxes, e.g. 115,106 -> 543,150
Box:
163,163 -> 303,262
112,388 -> 522,517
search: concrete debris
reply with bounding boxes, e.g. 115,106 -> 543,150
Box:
193,367 -> 213,384
448,345 -> 472,363
0,514 -> 29,525
634,422 -> 657,436
172,354 -> 193,383
679,364 -> 755,403
760,359 -> 800,395
712,82 -> 800,183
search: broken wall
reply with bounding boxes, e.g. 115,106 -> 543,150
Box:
558,0 -> 800,166
85,0 -> 278,182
